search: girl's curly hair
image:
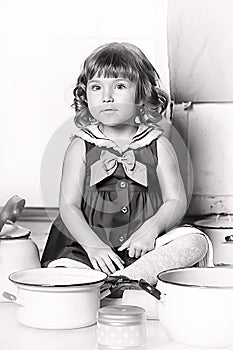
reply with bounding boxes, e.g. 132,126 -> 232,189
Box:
73,42 -> 169,127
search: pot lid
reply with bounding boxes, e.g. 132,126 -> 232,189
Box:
194,214 -> 233,229
0,223 -> 30,239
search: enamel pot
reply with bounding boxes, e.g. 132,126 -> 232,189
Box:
0,223 -> 40,301
3,268 -> 107,329
142,267 -> 233,348
194,214 -> 233,265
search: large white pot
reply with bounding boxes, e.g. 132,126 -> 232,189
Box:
3,268 -> 107,329
194,214 -> 233,265
155,267 -> 233,347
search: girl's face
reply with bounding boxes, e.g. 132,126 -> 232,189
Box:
86,76 -> 139,127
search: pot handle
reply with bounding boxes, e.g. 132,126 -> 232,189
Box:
225,235 -> 233,242
2,292 -> 23,306
138,279 -> 161,300
216,213 -> 232,223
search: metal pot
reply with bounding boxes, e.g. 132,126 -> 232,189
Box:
142,267 -> 233,348
3,268 -> 107,329
194,214 -> 233,265
0,223 -> 40,301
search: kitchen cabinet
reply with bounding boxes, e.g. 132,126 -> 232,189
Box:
172,103 -> 233,215
167,0 -> 233,215
167,0 -> 233,103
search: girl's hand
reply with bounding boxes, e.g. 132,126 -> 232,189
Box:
84,245 -> 125,275
118,228 -> 159,258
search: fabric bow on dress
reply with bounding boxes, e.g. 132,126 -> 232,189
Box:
90,149 -> 148,187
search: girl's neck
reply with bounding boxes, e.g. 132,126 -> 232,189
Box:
99,124 -> 138,140
99,123 -> 138,144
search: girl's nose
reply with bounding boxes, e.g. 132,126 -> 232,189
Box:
102,89 -> 114,103
103,96 -> 114,103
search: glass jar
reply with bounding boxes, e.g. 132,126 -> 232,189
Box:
97,305 -> 146,349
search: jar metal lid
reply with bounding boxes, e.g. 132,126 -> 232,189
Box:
97,305 -> 146,325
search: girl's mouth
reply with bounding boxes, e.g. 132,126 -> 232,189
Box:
101,108 -> 117,113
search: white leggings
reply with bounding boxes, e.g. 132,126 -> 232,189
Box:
112,230 -> 209,284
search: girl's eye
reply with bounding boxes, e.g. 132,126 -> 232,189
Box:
90,85 -> 101,91
115,83 -> 126,90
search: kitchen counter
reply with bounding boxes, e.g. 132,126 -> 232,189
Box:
0,303 -> 231,350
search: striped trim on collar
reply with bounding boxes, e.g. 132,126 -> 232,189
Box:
71,124 -> 163,153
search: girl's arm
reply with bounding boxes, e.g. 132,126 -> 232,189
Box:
118,136 -> 187,258
59,138 -> 124,274
153,135 -> 187,231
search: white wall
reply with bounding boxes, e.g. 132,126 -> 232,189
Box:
0,0 -> 169,207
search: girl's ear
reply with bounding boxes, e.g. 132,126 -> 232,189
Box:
134,104 -> 145,124
138,98 -> 144,106
138,103 -> 145,113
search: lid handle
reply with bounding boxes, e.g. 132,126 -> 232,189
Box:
0,196 -> 26,233
215,213 -> 232,223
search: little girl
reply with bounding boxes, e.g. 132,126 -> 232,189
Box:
41,42 -> 210,284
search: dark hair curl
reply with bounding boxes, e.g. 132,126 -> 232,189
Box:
72,42 -> 169,127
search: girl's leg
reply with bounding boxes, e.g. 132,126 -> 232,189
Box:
47,258 -> 91,269
41,215 -> 93,268
112,232 -> 208,285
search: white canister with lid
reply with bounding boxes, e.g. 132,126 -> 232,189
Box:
194,213 -> 233,265
97,305 -> 146,349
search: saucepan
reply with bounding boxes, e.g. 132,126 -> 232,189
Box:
106,268 -> 233,347
3,267 -> 107,329
141,267 -> 233,348
2,269 -> 146,329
